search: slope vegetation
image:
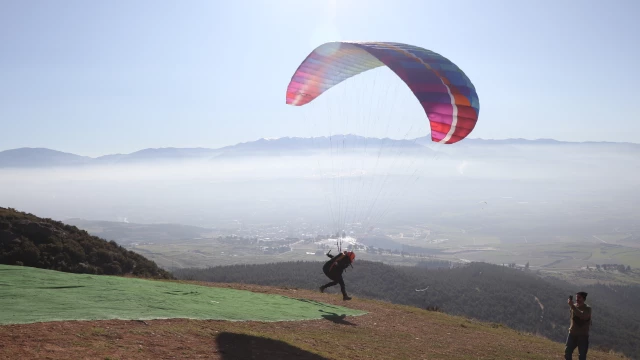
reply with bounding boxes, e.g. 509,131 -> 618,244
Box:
0,207 -> 171,279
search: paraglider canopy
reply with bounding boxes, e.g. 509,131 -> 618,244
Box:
286,41 -> 480,144
283,41 -> 481,243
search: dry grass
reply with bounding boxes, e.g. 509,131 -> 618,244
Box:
0,281 -> 629,360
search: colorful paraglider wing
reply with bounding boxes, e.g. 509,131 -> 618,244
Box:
286,41 -> 479,144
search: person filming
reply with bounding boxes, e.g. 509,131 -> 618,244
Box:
565,291 -> 592,360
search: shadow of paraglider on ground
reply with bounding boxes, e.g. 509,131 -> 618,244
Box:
286,297 -> 360,326
319,310 -> 357,326
215,332 -> 329,360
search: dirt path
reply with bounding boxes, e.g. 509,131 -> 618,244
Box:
534,295 -> 545,331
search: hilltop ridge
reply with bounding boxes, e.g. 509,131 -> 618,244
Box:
0,279 -> 628,359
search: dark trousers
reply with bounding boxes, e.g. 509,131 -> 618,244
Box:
321,266 -> 347,297
565,333 -> 589,360
321,276 -> 347,296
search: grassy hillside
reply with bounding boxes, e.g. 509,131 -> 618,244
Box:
0,207 -> 171,279
173,260 -> 640,359
0,281 -> 627,359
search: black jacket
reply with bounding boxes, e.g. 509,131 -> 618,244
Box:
323,252 -> 352,277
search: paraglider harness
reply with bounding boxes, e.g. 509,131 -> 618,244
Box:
330,234 -> 354,270
326,250 -> 354,273
323,249 -> 355,281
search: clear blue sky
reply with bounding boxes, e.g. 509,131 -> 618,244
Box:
1,0 -> 639,156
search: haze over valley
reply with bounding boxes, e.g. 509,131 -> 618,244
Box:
3,136 -> 639,283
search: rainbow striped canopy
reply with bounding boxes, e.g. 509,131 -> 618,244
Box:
286,41 -> 479,144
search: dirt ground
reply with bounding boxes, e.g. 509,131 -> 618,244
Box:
0,282 -> 626,360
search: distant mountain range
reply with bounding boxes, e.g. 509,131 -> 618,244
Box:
1,136 -> 638,168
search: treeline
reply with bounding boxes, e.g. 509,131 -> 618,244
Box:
0,207 -> 172,279
589,263 -> 632,272
174,260 -> 640,359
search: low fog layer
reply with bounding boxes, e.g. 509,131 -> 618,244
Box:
1,139 -> 638,246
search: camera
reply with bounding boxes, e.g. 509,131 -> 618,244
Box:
569,295 -> 573,301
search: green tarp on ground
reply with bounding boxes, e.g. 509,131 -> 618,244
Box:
0,265 -> 366,325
